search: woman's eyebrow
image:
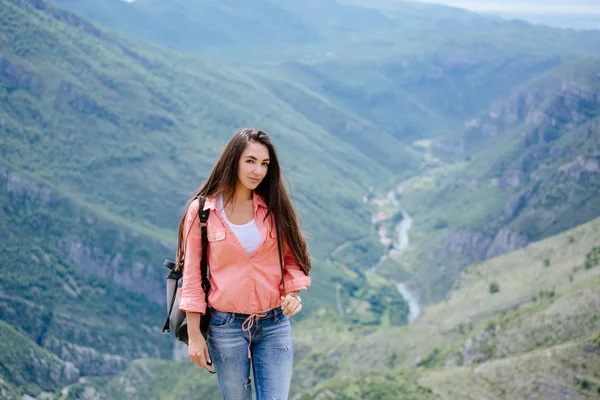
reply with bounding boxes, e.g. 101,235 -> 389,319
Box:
245,155 -> 270,162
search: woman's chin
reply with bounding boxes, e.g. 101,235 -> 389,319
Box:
243,182 -> 259,191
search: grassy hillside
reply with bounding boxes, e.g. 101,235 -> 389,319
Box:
419,332 -> 600,400
0,167 -> 174,382
296,216 -> 600,398
51,0 -> 600,144
3,0 -> 600,397
52,216 -> 600,399
0,0 -> 412,316
0,320 -> 73,399
0,0 -> 416,394
41,0 -> 600,306
371,56 -> 600,303
1,0 -> 408,251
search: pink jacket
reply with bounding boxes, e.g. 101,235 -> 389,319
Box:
178,193 -> 311,315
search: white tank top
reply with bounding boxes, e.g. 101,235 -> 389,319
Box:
217,195 -> 263,256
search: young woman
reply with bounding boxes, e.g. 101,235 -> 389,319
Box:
177,128 -> 312,399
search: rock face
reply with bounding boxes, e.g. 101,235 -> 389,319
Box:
4,171 -> 57,205
45,338 -> 130,377
2,169 -> 167,304
433,227 -> 529,265
0,57 -> 41,95
485,229 -> 529,259
460,329 -> 492,366
424,63 -> 600,303
58,239 -> 164,304
0,169 -> 172,395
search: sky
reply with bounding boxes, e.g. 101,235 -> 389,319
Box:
415,1 -> 600,15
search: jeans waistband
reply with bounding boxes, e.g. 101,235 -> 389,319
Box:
210,306 -> 283,320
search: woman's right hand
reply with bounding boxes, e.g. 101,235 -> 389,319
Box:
188,334 -> 212,371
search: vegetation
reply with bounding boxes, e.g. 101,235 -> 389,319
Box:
489,282 -> 500,294
57,216 -> 600,399
584,246 -> 600,270
2,0 -> 600,398
0,320 -> 69,397
376,56 -> 600,304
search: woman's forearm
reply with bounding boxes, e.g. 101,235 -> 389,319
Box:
186,312 -> 202,338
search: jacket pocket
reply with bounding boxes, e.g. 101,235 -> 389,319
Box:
207,230 -> 226,242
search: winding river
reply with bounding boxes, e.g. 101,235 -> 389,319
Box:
380,192 -> 422,322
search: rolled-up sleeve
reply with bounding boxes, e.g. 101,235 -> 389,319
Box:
178,199 -> 207,314
281,244 -> 311,293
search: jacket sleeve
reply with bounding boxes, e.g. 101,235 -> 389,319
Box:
281,244 -> 311,294
178,199 -> 207,314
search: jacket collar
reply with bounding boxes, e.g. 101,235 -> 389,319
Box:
202,192 -> 267,212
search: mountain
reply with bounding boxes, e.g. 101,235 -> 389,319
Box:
372,56 -> 600,304
49,214 -> 600,399
0,0 -> 410,396
414,0 -> 600,30
51,0 -> 600,144
1,0 -> 417,265
3,0 -> 600,397
297,215 -> 600,399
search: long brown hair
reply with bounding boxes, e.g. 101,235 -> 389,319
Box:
175,128 -> 311,276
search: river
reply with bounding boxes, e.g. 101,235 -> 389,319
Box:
379,192 -> 421,322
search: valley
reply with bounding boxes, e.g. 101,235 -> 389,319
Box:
1,0 -> 599,398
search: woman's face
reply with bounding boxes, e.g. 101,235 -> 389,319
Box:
237,141 -> 270,192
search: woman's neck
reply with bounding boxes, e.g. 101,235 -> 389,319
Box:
233,185 -> 252,204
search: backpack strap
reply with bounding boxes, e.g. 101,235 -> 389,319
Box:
198,198 -> 210,303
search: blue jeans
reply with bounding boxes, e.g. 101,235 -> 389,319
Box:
207,307 -> 294,400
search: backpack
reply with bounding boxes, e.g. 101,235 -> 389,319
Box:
162,198 -> 211,344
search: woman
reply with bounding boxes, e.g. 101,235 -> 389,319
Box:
177,128 -> 312,399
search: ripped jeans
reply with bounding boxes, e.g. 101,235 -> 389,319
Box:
207,307 -> 294,400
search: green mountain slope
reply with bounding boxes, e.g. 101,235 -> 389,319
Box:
0,320 -> 75,399
374,56 -> 600,303
3,0 -> 600,397
0,167 -> 173,383
300,216 -> 600,398
419,332 -> 600,400
60,215 -> 600,399
50,0 -> 600,144
1,0 -> 407,248
0,0 -> 413,394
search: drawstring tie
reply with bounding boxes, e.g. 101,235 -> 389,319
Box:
242,312 -> 268,359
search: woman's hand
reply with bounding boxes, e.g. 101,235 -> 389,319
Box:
281,293 -> 302,316
188,334 -> 212,371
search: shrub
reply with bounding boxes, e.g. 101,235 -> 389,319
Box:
434,219 -> 448,229
543,258 -> 551,267
416,347 -> 441,368
485,320 -> 497,334
580,378 -> 591,391
489,282 -> 500,294
584,246 -> 600,270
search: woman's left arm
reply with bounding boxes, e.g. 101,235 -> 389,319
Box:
280,246 -> 311,316
281,245 -> 311,293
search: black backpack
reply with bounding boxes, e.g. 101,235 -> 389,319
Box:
162,198 -> 211,344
